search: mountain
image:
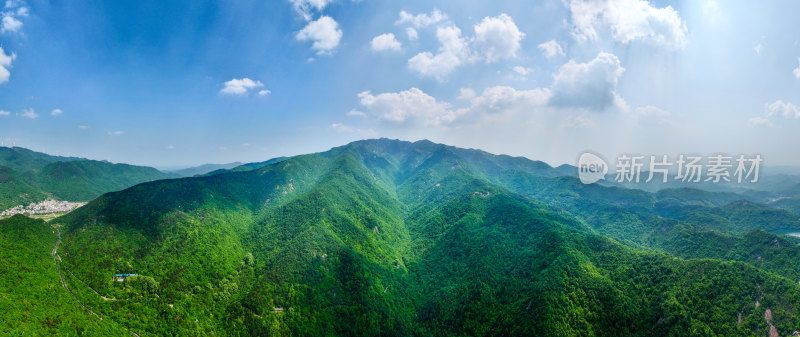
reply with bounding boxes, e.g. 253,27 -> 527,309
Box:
3,138 -> 788,336
172,162 -> 243,177
203,156 -> 289,176
0,146 -> 84,173
0,165 -> 47,209
0,147 -> 179,210
0,215 -> 127,335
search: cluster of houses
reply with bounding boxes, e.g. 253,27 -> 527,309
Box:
1,199 -> 85,218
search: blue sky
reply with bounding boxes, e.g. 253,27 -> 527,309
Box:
0,0 -> 799,168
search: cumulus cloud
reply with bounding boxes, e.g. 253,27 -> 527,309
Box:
747,117 -> 774,128
220,78 -> 265,95
462,86 -> 551,116
258,89 -> 271,96
289,0 -> 332,21
0,46 -> 14,83
512,66 -> 532,76
357,88 -> 458,126
568,0 -> 687,50
1,15 -> 20,33
50,108 -> 63,116
549,52 -> 627,110
1,0 -> 26,34
396,9 -> 448,28
408,25 -> 470,80
406,27 -> 418,41
754,43 -> 763,55
538,40 -> 565,58
407,14 -> 525,79
296,16 -> 342,55
765,100 -> 800,118
354,85 -> 552,128
0,109 -> 9,116
108,130 -> 125,135
473,14 -> 525,63
793,58 -> 800,79
19,108 -> 36,119
370,33 -> 402,52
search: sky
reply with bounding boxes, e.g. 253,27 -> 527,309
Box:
0,0 -> 799,169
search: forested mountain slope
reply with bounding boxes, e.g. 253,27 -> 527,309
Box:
0,146 -> 178,209
15,139 -> 793,336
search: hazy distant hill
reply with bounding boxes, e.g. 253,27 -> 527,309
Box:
172,162 -> 243,177
0,147 -> 178,209
202,156 -> 289,176
11,138 -> 796,336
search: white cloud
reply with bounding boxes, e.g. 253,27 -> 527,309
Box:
549,52 -> 627,110
512,66 -> 532,76
765,100 -> 800,118
357,88 -> 458,126
220,78 -> 264,95
166,145 -> 176,150
19,108 -> 36,119
330,123 -> 354,133
407,14 -> 524,79
793,58 -> 800,79
747,117 -> 774,128
289,0 -> 333,21
754,43 -> 763,55
458,88 -> 476,100
568,0 -> 687,50
218,146 -> 228,151
408,25 -> 470,80
1,0 -> 25,34
0,46 -> 14,83
354,86 -> 552,128
241,143 -> 250,147
462,86 -> 551,116
108,130 -> 125,135
77,125 -> 90,129
347,109 -> 365,117
371,33 -> 402,52
258,89 -> 271,96
296,16 -> 342,55
0,109 -> 9,116
1,15 -> 21,33
406,27 -> 418,41
51,108 -> 63,116
538,40 -> 565,58
396,9 -> 448,28
473,14 -> 525,63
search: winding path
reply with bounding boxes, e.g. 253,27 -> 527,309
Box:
52,229 -> 141,337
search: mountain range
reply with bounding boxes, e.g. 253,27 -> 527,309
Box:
0,146 -> 178,209
2,138 -> 800,336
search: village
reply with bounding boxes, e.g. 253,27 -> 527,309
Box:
0,200 -> 86,218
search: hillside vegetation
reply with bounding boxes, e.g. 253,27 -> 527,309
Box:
0,146 -> 178,210
4,139 -> 800,336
